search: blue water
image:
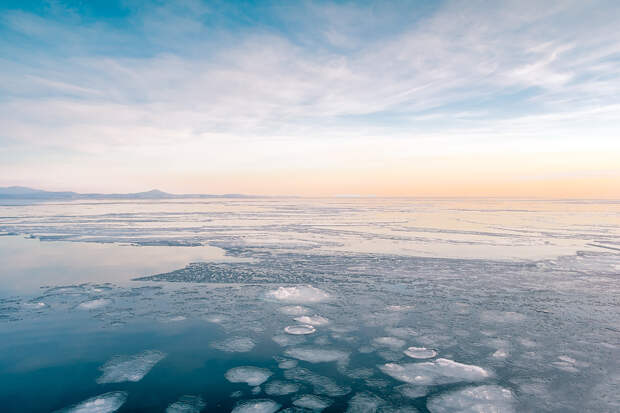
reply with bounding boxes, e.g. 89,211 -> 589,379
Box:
0,198 -> 619,412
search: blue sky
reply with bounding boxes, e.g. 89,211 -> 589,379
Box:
1,0 -> 619,196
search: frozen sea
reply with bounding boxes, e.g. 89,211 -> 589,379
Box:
0,197 -> 619,412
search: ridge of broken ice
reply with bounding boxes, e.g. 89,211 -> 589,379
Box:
379,358 -> 491,385
166,395 -> 206,413
285,325 -> 317,335
267,286 -> 330,303
403,346 -> 437,359
231,399 -> 281,413
225,366 -> 273,386
97,350 -> 166,384
54,391 -> 128,413
427,385 -> 515,413
284,346 -> 349,364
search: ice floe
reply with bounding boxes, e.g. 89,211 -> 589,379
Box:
211,337 -> 256,352
346,392 -> 385,413
427,385 -> 515,413
97,350 -> 166,384
395,384 -> 429,399
403,346 -> 437,359
264,380 -> 300,396
285,325 -> 316,335
273,334 -> 307,346
231,399 -> 281,413
225,366 -> 273,386
275,357 -> 299,369
294,315 -> 329,326
293,394 -> 333,411
267,286 -> 330,303
78,298 -> 110,310
379,358 -> 491,385
285,347 -> 349,363
280,305 -> 311,315
284,367 -> 351,397
54,391 -> 128,413
480,311 -> 526,323
373,337 -> 406,349
166,395 -> 206,413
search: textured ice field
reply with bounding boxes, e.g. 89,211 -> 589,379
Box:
0,198 -> 619,412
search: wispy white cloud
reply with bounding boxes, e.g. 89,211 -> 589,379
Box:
1,0 -> 619,193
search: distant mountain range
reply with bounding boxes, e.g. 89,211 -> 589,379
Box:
0,186 -> 257,199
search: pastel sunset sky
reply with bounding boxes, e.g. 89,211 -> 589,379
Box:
1,0 -> 619,197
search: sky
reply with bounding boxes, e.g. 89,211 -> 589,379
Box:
1,0 -> 619,197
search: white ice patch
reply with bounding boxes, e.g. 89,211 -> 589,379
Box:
212,337 -> 255,353
427,385 -> 515,413
491,349 -> 509,359
285,347 -> 349,364
273,334 -> 307,347
284,367 -> 351,397
275,357 -> 299,369
404,347 -> 437,359
97,350 -> 166,384
480,311 -> 526,323
225,366 -> 273,386
293,394 -> 333,411
280,305 -> 311,316
166,395 -> 206,413
264,380 -> 300,396
294,315 -> 329,326
23,301 -> 46,309
231,399 -> 281,413
379,358 -> 491,385
385,327 -> 417,338
54,391 -> 128,413
373,337 -> 406,349
285,325 -> 316,335
267,286 -> 330,303
346,392 -> 385,413
204,314 -> 229,324
395,384 -> 429,399
78,298 -> 110,310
